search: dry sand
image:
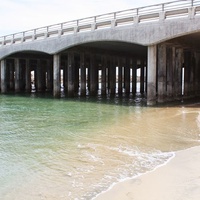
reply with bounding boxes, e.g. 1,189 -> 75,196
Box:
94,145 -> 200,200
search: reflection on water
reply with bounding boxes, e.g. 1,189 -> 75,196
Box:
0,94 -> 200,200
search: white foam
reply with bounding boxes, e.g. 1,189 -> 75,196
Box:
92,151 -> 175,200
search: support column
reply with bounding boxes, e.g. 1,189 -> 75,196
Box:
0,61 -> 1,90
184,50 -> 191,97
1,59 -> 7,93
36,60 -> 42,92
80,52 -> 86,96
9,61 -> 14,91
62,59 -> 68,93
53,54 -> 61,97
124,58 -> 130,94
147,45 -> 157,105
74,59 -> 79,94
195,52 -> 200,96
166,46 -> 175,101
132,59 -> 137,95
109,56 -> 116,95
140,60 -> 145,94
68,52 -> 75,97
46,59 -> 53,92
101,55 -> 107,95
20,61 -> 26,91
25,59 -> 31,92
118,57 -> 122,95
89,54 -> 97,96
157,44 -> 167,103
15,58 -> 20,92
190,52 -> 195,96
174,48 -> 184,99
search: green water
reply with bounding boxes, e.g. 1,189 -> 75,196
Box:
0,94 -> 200,200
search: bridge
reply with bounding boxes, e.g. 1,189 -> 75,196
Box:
0,0 -> 200,105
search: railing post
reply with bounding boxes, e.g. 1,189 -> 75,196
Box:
162,3 -> 164,12
134,8 -> 139,24
21,32 -> 25,43
32,29 -> 36,40
113,12 -> 116,19
136,8 -> 139,15
160,4 -> 166,21
11,34 -> 14,44
111,20 -> 116,28
3,36 -> 6,45
91,17 -> 97,31
74,20 -> 79,33
188,7 -> 195,19
44,26 -> 49,38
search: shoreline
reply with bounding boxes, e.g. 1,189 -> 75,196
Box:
94,145 -> 200,200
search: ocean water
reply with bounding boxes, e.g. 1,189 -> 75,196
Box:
0,94 -> 200,200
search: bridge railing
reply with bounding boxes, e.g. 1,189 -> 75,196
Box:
0,0 -> 200,46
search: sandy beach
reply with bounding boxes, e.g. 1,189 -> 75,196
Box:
94,145 -> 200,200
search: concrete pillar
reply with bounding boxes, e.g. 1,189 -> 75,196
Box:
36,60 -> 43,92
62,59 -> 68,93
109,56 -> 116,95
190,52 -> 195,96
80,52 -> 86,96
9,61 -> 14,91
147,45 -> 157,105
1,59 -> 7,93
15,58 -> 20,92
20,61 -> 26,91
89,54 -> 98,96
0,64 -> 1,90
46,59 -> 53,92
198,53 -> 200,96
68,52 -> 75,97
195,52 -> 200,96
184,50 -> 191,97
101,55 -> 107,95
5,61 -> 10,90
124,58 -> 130,94
118,57 -> 122,95
25,59 -> 31,92
157,44 -> 167,103
53,54 -> 61,97
74,59 -> 79,94
140,60 -> 145,94
174,48 -> 184,99
132,59 -> 137,95
166,46 -> 175,101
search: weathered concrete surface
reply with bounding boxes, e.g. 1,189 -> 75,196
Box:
1,16 -> 200,59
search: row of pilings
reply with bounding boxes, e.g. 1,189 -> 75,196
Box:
0,50 -> 147,98
151,43 -> 200,104
0,44 -> 200,105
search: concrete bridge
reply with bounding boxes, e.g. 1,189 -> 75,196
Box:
0,0 -> 200,105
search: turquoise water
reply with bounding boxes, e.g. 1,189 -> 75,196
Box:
0,94 -> 200,200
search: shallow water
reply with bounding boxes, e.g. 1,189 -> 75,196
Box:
0,94 -> 200,200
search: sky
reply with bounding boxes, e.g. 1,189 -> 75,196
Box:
0,0 -> 169,36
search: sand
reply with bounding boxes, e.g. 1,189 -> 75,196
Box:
94,145 -> 200,200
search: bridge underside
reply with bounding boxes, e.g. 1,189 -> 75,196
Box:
152,32 -> 200,105
0,41 -> 148,99
1,32 -> 200,105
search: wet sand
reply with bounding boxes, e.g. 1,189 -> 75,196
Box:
94,145 -> 200,200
